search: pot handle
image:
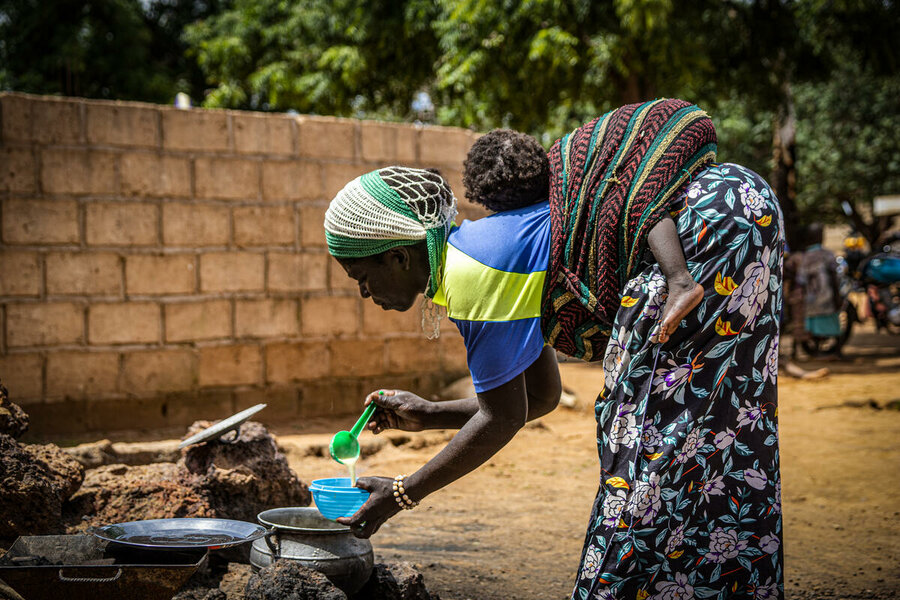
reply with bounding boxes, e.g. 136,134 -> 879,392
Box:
58,567 -> 122,583
264,528 -> 280,554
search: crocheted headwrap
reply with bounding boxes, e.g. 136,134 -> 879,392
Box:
324,166 -> 458,298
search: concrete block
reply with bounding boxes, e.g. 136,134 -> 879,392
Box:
233,205 -> 295,247
441,335 -> 469,374
32,97 -> 82,144
162,108 -> 229,152
419,126 -> 473,166
0,353 -> 43,400
267,252 -> 328,292
6,302 -> 84,347
442,167 -> 467,203
89,302 -> 159,345
164,299 -> 232,343
301,296 -> 358,337
235,298 -> 299,338
41,148 -> 117,196
233,112 -> 294,155
265,341 -> 330,383
198,344 -> 261,387
297,116 -> 356,160
166,389 -> 235,429
86,102 -> 160,148
329,260 -> 358,293
27,398 -> 89,435
329,338 -> 384,378
2,199 -> 79,245
361,300 -> 421,335
262,160 -> 321,201
120,153 -> 191,198
324,163 -> 370,199
0,251 -> 41,297
125,254 -> 195,295
162,203 -> 230,247
84,396 -> 169,432
386,337 -> 440,374
86,202 -> 158,246
46,351 -> 119,398
360,121 -> 418,163
234,386 -> 301,424
1,94 -> 32,142
0,147 -> 36,193
195,156 -> 259,201
299,205 -> 327,248
299,379 -> 364,418
199,252 -> 264,292
46,252 -> 122,296
121,348 -> 195,394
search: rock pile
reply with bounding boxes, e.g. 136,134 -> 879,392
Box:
0,382 -> 84,542
69,420 -> 310,530
245,561 -> 346,600
0,384 -> 28,439
178,560 -> 440,600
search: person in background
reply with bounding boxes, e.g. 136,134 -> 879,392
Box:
781,236 -> 830,378
798,223 -> 844,359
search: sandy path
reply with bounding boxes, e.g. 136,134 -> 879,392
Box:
279,326 -> 900,599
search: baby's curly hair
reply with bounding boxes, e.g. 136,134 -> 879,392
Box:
463,129 -> 550,212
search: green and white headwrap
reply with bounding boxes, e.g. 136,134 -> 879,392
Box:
324,166 -> 458,298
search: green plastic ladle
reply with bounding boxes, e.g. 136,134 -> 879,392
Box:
329,402 -> 377,464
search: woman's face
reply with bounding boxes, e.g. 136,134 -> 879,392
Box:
337,246 -> 429,312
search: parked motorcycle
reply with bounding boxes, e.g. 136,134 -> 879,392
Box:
800,233 -> 900,357
844,233 -> 900,334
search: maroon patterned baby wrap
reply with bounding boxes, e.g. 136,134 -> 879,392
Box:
541,99 -> 717,361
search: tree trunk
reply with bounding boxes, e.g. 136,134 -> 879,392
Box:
771,82 -> 800,250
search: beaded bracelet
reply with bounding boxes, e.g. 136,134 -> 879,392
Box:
392,475 -> 418,510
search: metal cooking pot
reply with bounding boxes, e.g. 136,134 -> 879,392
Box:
250,507 -> 373,595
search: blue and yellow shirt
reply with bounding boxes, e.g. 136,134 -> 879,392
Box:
432,202 -> 550,392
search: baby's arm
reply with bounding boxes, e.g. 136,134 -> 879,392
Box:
647,216 -> 704,343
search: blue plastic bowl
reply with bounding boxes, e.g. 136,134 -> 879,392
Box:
309,477 -> 370,521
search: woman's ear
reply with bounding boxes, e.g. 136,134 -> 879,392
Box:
386,246 -> 412,270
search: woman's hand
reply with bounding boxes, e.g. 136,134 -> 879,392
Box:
365,389 -> 433,434
335,476 -> 401,538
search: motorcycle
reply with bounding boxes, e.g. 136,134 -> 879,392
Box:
844,234 -> 900,334
800,233 -> 900,357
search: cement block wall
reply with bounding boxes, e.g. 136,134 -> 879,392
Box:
0,93 -> 482,437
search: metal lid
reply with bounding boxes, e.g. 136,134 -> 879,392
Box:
178,403 -> 267,449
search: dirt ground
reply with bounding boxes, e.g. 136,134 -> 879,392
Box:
277,324 -> 900,600
10,325 -> 897,599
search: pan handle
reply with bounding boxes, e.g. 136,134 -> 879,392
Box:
264,528 -> 280,555
58,567 -> 123,583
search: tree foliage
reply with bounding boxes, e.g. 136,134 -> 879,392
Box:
795,63 -> 900,240
184,0 -> 440,118
0,0 -> 222,102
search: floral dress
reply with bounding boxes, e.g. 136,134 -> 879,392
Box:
572,164 -> 784,600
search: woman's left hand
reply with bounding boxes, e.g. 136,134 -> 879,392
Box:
335,476 -> 402,538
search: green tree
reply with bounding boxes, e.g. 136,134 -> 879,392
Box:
0,0 -> 221,102
184,0 -> 440,118
795,64 -> 900,244
693,0 -> 900,247
429,0 -> 716,136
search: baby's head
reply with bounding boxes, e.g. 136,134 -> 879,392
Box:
463,129 -> 549,212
